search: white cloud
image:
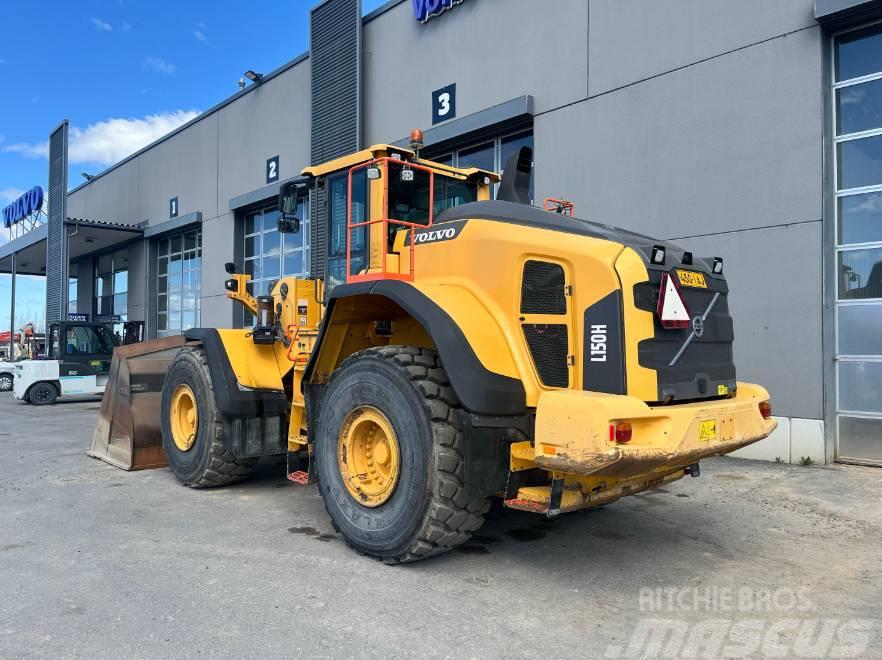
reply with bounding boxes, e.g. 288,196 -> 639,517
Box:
121,22 -> 131,32
90,17 -> 113,32
2,141 -> 47,159
1,110 -> 200,167
0,58 -> 7,65
0,188 -> 25,204
141,56 -> 176,75
193,29 -> 207,42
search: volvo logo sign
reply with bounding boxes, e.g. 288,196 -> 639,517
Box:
2,186 -> 43,228
412,0 -> 465,23
691,315 -> 705,338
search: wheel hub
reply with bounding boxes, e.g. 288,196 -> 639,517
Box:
170,384 -> 198,452
337,406 -> 400,507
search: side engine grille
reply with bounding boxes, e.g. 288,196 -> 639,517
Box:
522,324 -> 569,388
521,260 -> 566,314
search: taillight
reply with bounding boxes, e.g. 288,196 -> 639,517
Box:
759,401 -> 772,419
610,422 -> 632,444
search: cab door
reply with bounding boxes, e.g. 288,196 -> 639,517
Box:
326,169 -> 369,291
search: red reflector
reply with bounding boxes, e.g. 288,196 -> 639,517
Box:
609,424 -> 615,442
657,272 -> 691,330
759,401 -> 772,419
615,422 -> 633,444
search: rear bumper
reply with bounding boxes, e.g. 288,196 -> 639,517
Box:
533,382 -> 776,478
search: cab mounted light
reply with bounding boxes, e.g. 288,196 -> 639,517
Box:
400,167 -> 414,182
366,165 -> 381,180
712,257 -> 724,274
409,128 -> 424,156
681,251 -> 693,265
651,245 -> 666,265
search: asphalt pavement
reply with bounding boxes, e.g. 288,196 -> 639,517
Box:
1,392 -> 880,659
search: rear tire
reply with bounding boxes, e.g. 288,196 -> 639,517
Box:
314,346 -> 489,563
160,347 -> 257,487
0,373 -> 13,392
28,382 -> 57,405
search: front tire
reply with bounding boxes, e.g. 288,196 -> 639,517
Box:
0,373 -> 13,392
160,347 -> 257,487
314,346 -> 489,563
28,382 -> 57,405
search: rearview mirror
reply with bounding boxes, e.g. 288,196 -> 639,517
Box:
278,216 -> 300,233
278,180 -> 304,233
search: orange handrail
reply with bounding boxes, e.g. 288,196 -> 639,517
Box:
346,157 -> 436,284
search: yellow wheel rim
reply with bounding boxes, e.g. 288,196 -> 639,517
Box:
337,406 -> 400,507
170,384 -> 198,452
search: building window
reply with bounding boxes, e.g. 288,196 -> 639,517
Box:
832,23 -> 882,464
243,201 -> 309,324
430,129 -> 534,202
68,276 -> 77,315
95,249 -> 128,336
157,230 -> 201,336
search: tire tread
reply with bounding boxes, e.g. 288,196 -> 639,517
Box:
326,345 -> 490,563
169,348 -> 256,488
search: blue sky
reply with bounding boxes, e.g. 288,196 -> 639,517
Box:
0,0 -> 388,332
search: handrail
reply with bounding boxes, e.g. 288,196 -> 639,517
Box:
345,157 -> 437,284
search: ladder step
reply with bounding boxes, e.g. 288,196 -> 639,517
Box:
287,470 -> 311,485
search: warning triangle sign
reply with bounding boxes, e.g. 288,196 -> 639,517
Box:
657,273 -> 691,329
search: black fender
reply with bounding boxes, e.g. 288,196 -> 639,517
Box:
183,328 -> 288,419
303,281 -> 527,416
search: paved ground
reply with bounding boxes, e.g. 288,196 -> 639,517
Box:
1,392 -> 880,659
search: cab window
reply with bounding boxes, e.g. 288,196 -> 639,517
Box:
65,325 -> 117,355
327,170 -> 368,290
387,161 -> 476,227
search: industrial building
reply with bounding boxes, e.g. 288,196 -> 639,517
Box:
1,0 -> 881,465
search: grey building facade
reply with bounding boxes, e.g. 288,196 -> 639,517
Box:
5,0 -> 882,465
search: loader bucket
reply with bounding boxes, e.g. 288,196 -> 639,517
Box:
89,336 -> 188,470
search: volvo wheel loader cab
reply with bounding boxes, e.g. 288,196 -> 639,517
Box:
92,139 -> 777,563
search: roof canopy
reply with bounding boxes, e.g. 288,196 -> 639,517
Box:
0,219 -> 143,276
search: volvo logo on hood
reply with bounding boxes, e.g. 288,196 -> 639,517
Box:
405,220 -> 466,246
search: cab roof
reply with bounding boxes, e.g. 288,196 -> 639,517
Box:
301,144 -> 500,182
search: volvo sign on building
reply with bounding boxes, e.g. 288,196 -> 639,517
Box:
411,0 -> 465,22
2,186 -> 43,228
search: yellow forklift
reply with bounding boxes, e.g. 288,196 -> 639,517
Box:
91,133 -> 776,562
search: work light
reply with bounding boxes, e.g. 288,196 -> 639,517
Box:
651,245 -> 666,265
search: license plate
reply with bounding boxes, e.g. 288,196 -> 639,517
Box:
698,420 -> 717,442
676,270 -> 708,289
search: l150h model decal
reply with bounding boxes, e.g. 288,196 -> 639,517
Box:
583,290 -> 626,395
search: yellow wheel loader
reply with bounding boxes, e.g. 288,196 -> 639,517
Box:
91,135 -> 777,563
